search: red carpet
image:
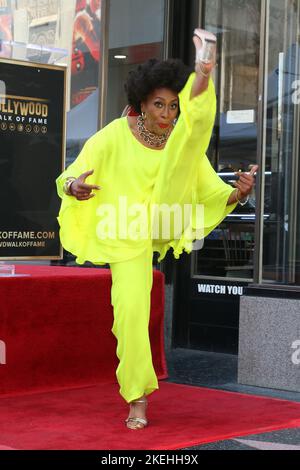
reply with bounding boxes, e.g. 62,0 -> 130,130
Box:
1,266 -> 299,450
0,381 -> 299,450
0,265 -> 167,396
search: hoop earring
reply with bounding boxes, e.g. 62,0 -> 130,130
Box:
141,111 -> 146,120
173,118 -> 178,126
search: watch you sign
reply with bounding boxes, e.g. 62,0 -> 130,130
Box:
0,59 -> 65,259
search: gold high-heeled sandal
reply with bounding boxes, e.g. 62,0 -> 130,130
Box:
193,28 -> 217,65
125,398 -> 148,430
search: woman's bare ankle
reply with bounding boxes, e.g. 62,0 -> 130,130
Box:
128,395 -> 147,418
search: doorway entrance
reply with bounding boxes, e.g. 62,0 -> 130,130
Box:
172,0 -> 300,353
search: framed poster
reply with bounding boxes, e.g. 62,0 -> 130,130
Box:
0,58 -> 66,260
71,0 -> 101,108
0,0 -> 12,58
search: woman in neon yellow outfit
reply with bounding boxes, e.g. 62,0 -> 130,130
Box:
56,33 -> 257,430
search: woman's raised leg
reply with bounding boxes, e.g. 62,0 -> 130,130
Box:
110,243 -> 158,428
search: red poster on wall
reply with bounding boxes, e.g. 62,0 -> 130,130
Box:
71,0 -> 101,108
0,0 -> 12,58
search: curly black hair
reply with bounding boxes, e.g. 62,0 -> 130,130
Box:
124,58 -> 192,114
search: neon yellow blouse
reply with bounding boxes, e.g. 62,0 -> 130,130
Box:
56,73 -> 237,265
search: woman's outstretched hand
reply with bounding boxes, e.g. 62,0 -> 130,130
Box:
70,170 -> 101,201
227,165 -> 259,206
233,165 -> 259,200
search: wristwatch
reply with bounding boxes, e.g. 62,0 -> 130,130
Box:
63,177 -> 76,196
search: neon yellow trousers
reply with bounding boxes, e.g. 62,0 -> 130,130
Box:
110,243 -> 159,403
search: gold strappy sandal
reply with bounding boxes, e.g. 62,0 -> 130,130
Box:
125,398 -> 148,430
193,28 -> 217,65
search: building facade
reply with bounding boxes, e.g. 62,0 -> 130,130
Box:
2,0 -> 300,355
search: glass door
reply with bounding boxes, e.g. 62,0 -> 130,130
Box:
172,0 -> 262,354
173,0 -> 300,355
262,0 -> 300,284
104,0 -> 166,125
192,0 -> 261,281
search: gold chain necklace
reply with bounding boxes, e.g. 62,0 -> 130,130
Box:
136,115 -> 171,148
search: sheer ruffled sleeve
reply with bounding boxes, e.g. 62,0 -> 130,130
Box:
151,73 -> 237,261
55,133 -> 106,264
152,72 -> 216,207
191,155 -> 237,237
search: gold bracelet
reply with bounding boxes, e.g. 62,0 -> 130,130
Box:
63,177 -> 76,196
235,189 -> 249,206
